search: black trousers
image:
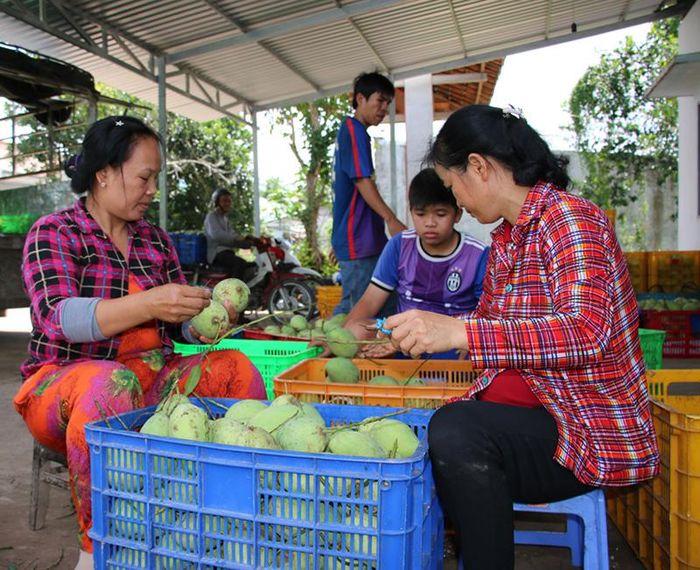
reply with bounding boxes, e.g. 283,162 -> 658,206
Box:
428,401 -> 595,569
213,250 -> 251,280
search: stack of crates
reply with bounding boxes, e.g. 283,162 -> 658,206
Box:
169,232 -> 207,266
624,252 -> 649,293
607,369 -> 700,569
86,400 -> 444,569
648,251 -> 700,293
316,286 -> 343,318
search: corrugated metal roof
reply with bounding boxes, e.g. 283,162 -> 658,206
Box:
0,0 -> 689,120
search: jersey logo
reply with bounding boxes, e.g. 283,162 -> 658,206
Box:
446,271 -> 461,292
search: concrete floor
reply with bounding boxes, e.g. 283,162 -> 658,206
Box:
0,307 -> 671,569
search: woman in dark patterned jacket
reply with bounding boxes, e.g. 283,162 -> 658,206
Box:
14,116 -> 265,568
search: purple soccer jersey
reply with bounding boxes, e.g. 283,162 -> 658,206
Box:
371,229 -> 489,316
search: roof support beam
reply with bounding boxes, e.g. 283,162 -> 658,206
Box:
166,0 -> 405,64
200,0 -> 321,91
0,0 -> 250,124
475,62 -> 486,104
0,0 -> 253,124
446,0 -> 468,58
48,0 -> 251,109
253,0 -> 688,112
333,0 -> 389,71
47,0 -> 96,48
110,30 -> 150,75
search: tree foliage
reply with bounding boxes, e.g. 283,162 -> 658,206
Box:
6,84 -> 253,232
270,96 -> 351,270
568,19 -> 678,212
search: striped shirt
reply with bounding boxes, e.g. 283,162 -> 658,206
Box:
21,198 -> 185,378
460,182 -> 659,487
331,116 -> 387,261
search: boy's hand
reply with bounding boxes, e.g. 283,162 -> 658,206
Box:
345,318 -> 376,343
360,341 -> 396,359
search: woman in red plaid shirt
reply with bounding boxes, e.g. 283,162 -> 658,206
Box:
383,105 -> 659,568
14,116 -> 265,567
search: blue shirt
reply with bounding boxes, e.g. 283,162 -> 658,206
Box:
331,116 -> 387,261
371,230 -> 489,315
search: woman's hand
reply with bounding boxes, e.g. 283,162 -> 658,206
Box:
144,284 -> 211,323
383,310 -> 468,358
189,299 -> 239,344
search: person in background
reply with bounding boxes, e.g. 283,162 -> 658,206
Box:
345,168 -> 489,359
14,116 -> 266,569
382,105 -> 659,568
332,72 -> 407,315
204,187 -> 257,280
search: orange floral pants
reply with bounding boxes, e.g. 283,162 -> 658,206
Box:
13,348 -> 265,551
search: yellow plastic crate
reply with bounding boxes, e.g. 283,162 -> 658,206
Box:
646,369 -> 700,402
608,370 -> 700,570
648,251 -> 700,293
274,358 -> 479,408
625,251 -> 649,293
316,285 -> 343,318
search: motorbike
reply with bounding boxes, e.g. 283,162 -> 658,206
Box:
193,235 -> 329,322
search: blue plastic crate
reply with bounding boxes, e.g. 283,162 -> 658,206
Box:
167,232 -> 182,254
86,400 -> 443,570
175,233 -> 207,266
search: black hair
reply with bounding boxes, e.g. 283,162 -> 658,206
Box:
352,72 -> 395,109
426,104 -> 570,189
409,168 -> 458,211
211,187 -> 232,209
63,115 -> 161,194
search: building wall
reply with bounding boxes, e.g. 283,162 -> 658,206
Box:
677,1 -> 700,249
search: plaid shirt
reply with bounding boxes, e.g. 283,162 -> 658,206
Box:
21,198 -> 185,378
461,182 -> 659,487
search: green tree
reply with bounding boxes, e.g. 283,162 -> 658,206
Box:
568,19 -> 679,248
271,96 -> 351,270
7,84 -> 253,232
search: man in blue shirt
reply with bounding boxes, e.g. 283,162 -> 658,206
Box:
332,72 -> 406,314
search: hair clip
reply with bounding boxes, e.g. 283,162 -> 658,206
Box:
502,104 -> 524,120
115,120 -> 124,126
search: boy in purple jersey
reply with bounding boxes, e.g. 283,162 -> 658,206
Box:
345,168 -> 489,358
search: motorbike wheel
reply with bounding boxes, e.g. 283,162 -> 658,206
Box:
267,280 -> 316,323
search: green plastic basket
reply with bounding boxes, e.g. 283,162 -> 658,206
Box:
639,328 -> 666,370
172,339 -> 321,398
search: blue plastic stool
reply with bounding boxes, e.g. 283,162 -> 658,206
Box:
513,489 -> 609,569
457,489 -> 609,569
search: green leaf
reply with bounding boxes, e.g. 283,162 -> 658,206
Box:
183,365 -> 202,396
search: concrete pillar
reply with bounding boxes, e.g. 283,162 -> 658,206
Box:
389,93 -> 397,214
157,56 -> 168,230
677,2 -> 700,249
252,110 -> 261,235
404,74 -> 433,222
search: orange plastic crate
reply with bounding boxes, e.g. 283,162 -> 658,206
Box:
316,285 -> 343,318
604,208 -> 616,229
625,251 -> 649,293
274,358 -> 479,408
648,251 -> 700,293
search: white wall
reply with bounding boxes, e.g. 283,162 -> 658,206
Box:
677,1 -> 700,249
